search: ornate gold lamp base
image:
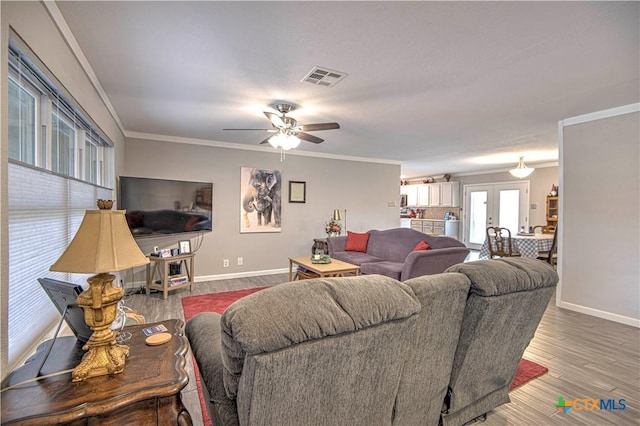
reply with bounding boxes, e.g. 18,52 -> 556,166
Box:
72,273 -> 129,382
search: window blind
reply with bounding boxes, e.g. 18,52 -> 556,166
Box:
7,162 -> 112,369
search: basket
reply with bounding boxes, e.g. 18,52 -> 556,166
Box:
295,269 -> 320,280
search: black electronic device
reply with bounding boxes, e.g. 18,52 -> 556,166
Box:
38,278 -> 92,344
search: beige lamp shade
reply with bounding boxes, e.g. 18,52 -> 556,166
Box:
333,209 -> 342,221
50,209 -> 149,273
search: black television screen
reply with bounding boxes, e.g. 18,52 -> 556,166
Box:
118,176 -> 213,238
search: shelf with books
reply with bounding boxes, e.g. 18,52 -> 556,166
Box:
145,253 -> 195,299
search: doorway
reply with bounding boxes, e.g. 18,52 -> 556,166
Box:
463,182 -> 530,250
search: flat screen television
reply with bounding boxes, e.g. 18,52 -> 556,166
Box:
118,176 -> 213,238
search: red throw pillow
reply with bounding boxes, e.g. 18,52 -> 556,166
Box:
412,240 -> 431,251
126,212 -> 144,228
185,216 -> 201,232
345,231 -> 370,252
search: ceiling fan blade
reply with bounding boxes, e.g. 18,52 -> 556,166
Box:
259,135 -> 275,145
264,112 -> 285,128
297,122 -> 340,131
296,132 -> 324,144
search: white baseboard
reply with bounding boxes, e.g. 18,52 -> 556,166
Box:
557,300 -> 640,328
125,268 -> 290,290
195,268 -> 289,282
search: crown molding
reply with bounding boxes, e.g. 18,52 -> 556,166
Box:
125,131 -> 402,166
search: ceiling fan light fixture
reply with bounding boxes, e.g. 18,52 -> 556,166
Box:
268,133 -> 300,151
281,135 -> 301,150
267,134 -> 281,149
509,156 -> 535,179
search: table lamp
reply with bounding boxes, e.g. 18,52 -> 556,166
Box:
50,200 -> 149,382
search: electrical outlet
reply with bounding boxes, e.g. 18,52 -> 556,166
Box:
223,259 -> 229,268
388,200 -> 397,207
237,257 -> 243,266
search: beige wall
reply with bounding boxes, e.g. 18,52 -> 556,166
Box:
560,107 -> 639,325
123,138 -> 401,281
0,2 -> 126,378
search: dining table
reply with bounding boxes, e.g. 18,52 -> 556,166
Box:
479,232 -> 555,259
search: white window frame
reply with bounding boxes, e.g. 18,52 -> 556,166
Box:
6,42 -> 116,370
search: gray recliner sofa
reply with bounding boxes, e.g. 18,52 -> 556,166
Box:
438,258 -> 558,426
186,275 -> 424,426
186,258 -> 558,426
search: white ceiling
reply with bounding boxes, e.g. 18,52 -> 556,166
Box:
55,1 -> 639,178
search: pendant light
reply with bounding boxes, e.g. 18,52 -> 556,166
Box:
509,156 -> 535,179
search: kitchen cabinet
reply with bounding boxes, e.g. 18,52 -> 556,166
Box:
417,185 -> 430,206
440,182 -> 460,207
410,219 -> 445,236
429,182 -> 460,207
401,185 -> 418,207
401,182 -> 460,207
546,196 -> 558,231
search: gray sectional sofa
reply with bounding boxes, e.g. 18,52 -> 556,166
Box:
186,258 -> 558,426
327,227 -> 470,280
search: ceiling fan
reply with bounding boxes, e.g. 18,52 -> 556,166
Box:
223,103 -> 340,146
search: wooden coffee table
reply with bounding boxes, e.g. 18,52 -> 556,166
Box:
289,256 -> 360,281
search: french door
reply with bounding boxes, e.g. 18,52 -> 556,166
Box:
463,182 -> 530,250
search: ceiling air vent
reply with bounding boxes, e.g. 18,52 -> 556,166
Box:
301,66 -> 348,87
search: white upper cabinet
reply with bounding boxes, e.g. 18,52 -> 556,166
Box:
401,182 -> 459,207
437,182 -> 460,207
401,185 -> 418,207
429,184 -> 441,206
417,185 -> 430,206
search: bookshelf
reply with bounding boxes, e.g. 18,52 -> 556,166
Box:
146,253 -> 195,299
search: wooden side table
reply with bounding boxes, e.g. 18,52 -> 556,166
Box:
146,253 -> 195,299
1,319 -> 192,425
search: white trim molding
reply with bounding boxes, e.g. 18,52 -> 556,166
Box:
561,103 -> 640,127
557,301 -> 640,328
126,131 -> 402,166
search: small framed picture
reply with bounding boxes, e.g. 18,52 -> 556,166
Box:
289,181 -> 306,203
160,249 -> 172,258
179,240 -> 191,254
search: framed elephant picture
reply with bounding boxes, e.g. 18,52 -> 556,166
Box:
240,167 -> 282,233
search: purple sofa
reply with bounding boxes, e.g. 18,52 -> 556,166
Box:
327,228 -> 470,281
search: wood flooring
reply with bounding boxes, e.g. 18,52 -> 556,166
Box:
124,268 -> 640,426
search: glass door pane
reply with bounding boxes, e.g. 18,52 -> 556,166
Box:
463,182 -> 530,251
497,189 -> 520,234
469,190 -> 488,245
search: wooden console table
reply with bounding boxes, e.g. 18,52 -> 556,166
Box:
146,253 -> 195,299
1,319 -> 192,425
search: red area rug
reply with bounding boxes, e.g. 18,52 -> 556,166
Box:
510,358 -> 549,390
182,287 -> 548,425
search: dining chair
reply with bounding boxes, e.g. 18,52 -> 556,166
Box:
532,225 -> 549,234
486,227 -> 520,258
537,225 -> 558,267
